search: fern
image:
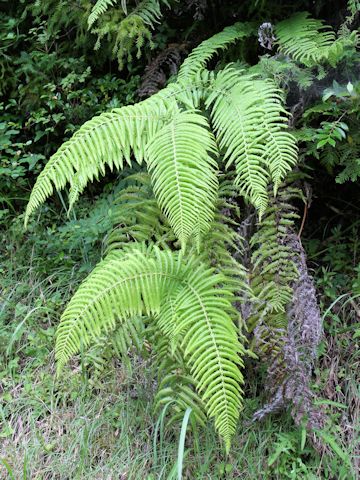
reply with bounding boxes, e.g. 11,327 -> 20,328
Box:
146,111 -> 218,248
26,63 -> 296,240
24,96 -> 177,226
106,172 -> 173,251
83,315 -> 146,385
151,329 -> 207,427
275,12 -> 358,67
178,22 -> 255,81
89,0 -> 166,28
206,68 -> 297,213
88,0 -> 122,28
55,243 -> 244,449
249,187 -> 300,331
90,0 -> 169,68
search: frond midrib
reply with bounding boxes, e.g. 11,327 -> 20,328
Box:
184,281 -> 231,427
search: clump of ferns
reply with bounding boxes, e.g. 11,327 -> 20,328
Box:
24,14 -> 350,448
69,171 -> 247,444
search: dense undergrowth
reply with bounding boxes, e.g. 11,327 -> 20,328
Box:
1,0 -> 360,478
1,194 -> 358,479
1,183 -> 359,478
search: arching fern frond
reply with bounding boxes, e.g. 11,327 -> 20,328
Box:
146,111 -> 219,249
251,80 -> 298,193
24,96 -> 177,227
25,22 -> 298,245
275,12 -> 336,67
55,243 -> 244,448
171,265 -> 244,450
135,0 -> 167,28
206,69 -> 297,214
178,22 -> 254,81
55,245 -> 179,370
207,72 -> 270,213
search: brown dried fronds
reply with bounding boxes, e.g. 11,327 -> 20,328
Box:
138,44 -> 189,98
253,234 -> 325,431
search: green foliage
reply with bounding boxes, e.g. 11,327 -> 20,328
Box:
248,187 -> 300,332
24,9 -> 359,451
89,0 -> 166,28
88,0 -> 125,27
105,171 -> 174,250
146,111 -> 218,247
25,28 -> 298,241
55,243 -> 244,448
267,428 -> 318,479
0,8 -> 140,207
90,0 -> 169,69
275,12 -> 358,67
300,79 -> 360,184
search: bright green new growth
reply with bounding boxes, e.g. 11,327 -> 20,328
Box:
89,0 -> 167,28
88,0 -> 122,27
56,244 -> 244,449
146,111 -> 218,248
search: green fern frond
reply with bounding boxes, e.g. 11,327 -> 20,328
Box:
55,244 -> 244,447
206,69 -> 297,214
248,187 -> 300,331
106,172 -> 174,252
275,12 -> 336,67
152,332 -> 207,427
55,245 -> 179,370
178,22 -> 254,81
82,315 -> 146,385
251,81 -> 298,193
24,96 -> 177,226
207,72 -> 270,213
135,0 -> 166,28
88,0 -> 121,28
111,315 -> 146,356
110,14 -> 153,68
172,266 -> 244,450
155,372 -> 207,428
146,111 -> 219,248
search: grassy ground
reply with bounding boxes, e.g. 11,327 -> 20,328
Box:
1,207 -> 358,480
